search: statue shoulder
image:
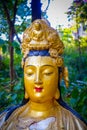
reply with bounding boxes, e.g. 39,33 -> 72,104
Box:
0,104 -> 24,128
60,105 -> 87,130
0,110 -> 8,128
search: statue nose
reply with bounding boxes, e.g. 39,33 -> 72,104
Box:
34,78 -> 43,84
34,79 -> 43,84
34,71 -> 43,84
34,76 -> 43,84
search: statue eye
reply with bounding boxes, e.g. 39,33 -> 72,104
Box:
45,72 -> 53,75
43,70 -> 53,76
26,69 -> 34,76
27,72 -> 33,76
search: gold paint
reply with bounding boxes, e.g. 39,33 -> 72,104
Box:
24,56 -> 59,105
63,67 -> 69,88
1,101 -> 87,130
22,19 -> 64,54
23,56 -> 60,118
26,100 -> 57,118
21,19 -> 64,68
24,90 -> 29,99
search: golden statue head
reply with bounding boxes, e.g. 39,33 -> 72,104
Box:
21,19 -> 69,101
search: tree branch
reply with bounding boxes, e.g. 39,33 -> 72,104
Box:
44,0 -> 51,12
15,30 -> 21,44
1,0 -> 12,26
13,0 -> 18,24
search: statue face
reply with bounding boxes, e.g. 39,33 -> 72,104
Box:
24,56 -> 59,103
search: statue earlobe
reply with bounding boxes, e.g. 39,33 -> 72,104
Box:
25,91 -> 29,99
54,89 -> 60,100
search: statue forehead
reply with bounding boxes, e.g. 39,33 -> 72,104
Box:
24,56 -> 57,67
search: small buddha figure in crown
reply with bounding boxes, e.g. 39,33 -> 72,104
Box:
0,19 -> 87,130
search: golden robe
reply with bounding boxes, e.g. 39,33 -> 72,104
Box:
0,101 -> 87,130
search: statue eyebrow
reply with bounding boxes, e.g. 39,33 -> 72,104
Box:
25,65 -> 54,68
25,65 -> 35,67
41,65 -> 53,67
41,65 -> 58,71
41,65 -> 54,68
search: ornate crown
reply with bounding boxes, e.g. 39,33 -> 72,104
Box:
22,19 -> 64,60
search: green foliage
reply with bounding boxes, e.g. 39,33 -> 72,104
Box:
60,36 -> 87,121
0,41 -> 24,111
67,0 -> 87,23
0,78 -> 24,111
61,80 -> 87,121
57,25 -> 87,122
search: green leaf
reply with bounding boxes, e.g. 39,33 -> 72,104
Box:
71,87 -> 79,99
11,94 -> 17,101
2,45 -> 7,53
15,47 -> 21,54
12,41 -> 20,48
0,39 -> 5,46
70,98 -> 77,107
14,81 -> 21,91
0,91 -> 4,97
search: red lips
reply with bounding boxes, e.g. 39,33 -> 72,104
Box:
34,86 -> 43,92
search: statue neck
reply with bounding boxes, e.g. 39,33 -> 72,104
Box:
27,99 -> 56,118
29,99 -> 55,111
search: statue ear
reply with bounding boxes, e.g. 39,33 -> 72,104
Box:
59,67 -> 69,88
25,91 -> 29,99
54,89 -> 60,100
63,67 -> 69,88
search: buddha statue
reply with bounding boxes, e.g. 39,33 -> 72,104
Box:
0,19 -> 87,130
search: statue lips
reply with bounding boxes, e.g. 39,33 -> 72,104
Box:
34,86 -> 43,92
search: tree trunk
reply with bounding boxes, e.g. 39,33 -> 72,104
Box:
1,0 -> 17,91
9,25 -> 15,91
